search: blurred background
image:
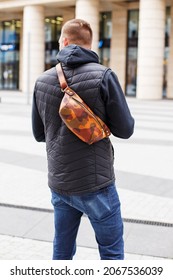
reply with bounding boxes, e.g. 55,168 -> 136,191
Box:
0,0 -> 173,100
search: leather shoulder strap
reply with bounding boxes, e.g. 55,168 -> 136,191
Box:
56,63 -> 68,90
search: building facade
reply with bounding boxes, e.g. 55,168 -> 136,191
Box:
0,0 -> 173,100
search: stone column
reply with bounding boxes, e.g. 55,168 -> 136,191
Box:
75,0 -> 99,54
136,0 -> 165,99
110,5 -> 127,92
22,5 -> 45,101
167,5 -> 173,99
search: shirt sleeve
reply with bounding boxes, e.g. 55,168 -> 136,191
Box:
31,86 -> 45,142
100,69 -> 135,139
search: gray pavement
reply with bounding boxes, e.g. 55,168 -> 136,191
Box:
0,90 -> 173,260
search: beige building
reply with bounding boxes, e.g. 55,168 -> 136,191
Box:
0,0 -> 173,100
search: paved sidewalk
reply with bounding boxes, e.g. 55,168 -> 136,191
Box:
0,234 -> 165,260
0,91 -> 173,260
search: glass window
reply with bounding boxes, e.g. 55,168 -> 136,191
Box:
0,20 -> 21,90
99,12 -> 112,67
163,6 -> 171,97
126,10 -> 139,97
45,16 -> 63,70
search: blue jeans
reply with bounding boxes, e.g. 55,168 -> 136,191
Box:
51,184 -> 124,260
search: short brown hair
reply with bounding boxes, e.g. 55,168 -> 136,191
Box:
61,19 -> 93,47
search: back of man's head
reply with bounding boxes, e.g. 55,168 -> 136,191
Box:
60,19 -> 93,49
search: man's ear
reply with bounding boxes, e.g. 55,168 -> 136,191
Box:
63,37 -> 69,47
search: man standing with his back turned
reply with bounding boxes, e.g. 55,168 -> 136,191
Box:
32,18 -> 134,260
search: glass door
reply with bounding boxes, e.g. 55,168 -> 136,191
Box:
126,10 -> 139,97
45,16 -> 63,70
0,20 -> 20,90
99,12 -> 112,67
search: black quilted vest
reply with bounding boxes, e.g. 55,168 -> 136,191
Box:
35,62 -> 115,195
